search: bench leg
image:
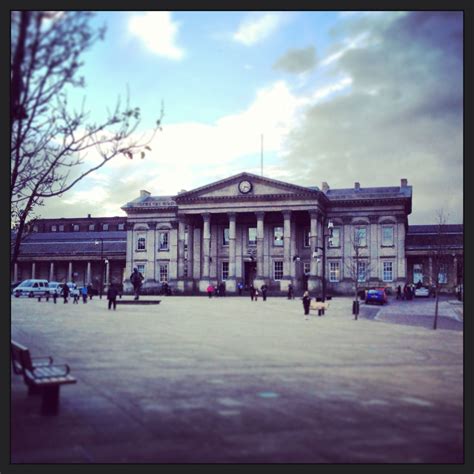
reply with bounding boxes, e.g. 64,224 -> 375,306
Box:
41,386 -> 60,415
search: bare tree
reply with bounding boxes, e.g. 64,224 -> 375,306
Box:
430,210 -> 449,330
343,227 -> 372,320
11,11 -> 162,265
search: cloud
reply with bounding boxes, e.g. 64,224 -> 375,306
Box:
282,11 -> 463,224
128,12 -> 184,60
233,13 -> 285,46
273,45 -> 317,74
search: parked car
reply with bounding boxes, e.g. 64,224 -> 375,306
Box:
365,288 -> 387,305
47,281 -> 62,296
13,279 -> 50,298
414,286 -> 430,298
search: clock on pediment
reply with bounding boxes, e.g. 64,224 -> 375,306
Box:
238,180 -> 252,194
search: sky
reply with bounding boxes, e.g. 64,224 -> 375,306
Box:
39,11 -> 463,225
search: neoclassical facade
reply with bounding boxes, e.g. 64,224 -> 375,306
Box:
121,172 -> 412,295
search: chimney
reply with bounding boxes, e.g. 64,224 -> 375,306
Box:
140,190 -> 151,197
354,182 -> 360,190
322,182 -> 330,193
401,178 -> 408,188
87,214 -> 91,218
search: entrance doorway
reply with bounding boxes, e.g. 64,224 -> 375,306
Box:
244,261 -> 257,288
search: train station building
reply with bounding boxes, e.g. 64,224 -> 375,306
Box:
12,172 -> 463,295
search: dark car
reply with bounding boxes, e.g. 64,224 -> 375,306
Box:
365,288 -> 387,305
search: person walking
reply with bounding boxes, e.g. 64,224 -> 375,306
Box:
250,284 -> 256,301
61,282 -> 69,304
396,285 -> 402,300
130,267 -> 144,301
302,291 -> 311,319
107,283 -> 119,310
87,283 -> 94,300
287,283 -> 294,300
81,286 -> 88,303
72,287 -> 79,304
260,284 -> 268,301
207,284 -> 214,298
238,281 -> 243,296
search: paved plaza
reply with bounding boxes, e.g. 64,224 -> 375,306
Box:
11,294 -> 463,463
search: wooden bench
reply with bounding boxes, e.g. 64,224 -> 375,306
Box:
11,340 -> 77,415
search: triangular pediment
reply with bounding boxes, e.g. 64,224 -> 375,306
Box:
175,172 -> 318,201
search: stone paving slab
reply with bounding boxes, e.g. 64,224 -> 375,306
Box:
11,295 -> 463,463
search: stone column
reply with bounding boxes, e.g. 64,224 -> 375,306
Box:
187,223 -> 194,278
227,213 -> 237,292
14,263 -> 18,282
453,256 -> 458,286
68,262 -> 73,282
193,227 -> 201,279
256,212 -> 265,278
86,261 -> 91,284
369,216 -> 379,281
177,218 -> 186,279
31,262 -> 36,279
279,211 -> 292,292
308,211 -> 319,291
49,262 -> 54,282
397,220 -> 406,281
429,257 -> 433,284
200,213 -> 211,292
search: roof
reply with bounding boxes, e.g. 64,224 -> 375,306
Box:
121,195 -> 177,210
326,185 -> 412,200
406,224 -> 463,234
18,231 -> 126,258
405,225 -> 463,250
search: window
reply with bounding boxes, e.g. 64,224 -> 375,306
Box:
438,264 -> 448,284
329,227 -> 340,247
159,264 -> 168,282
59,225 -> 64,231
137,264 -> 146,277
382,226 -> 394,246
136,233 -> 146,251
303,262 -> 311,275
357,261 -> 367,282
51,225 -> 57,232
88,224 -> 95,231
274,261 -> 283,280
413,264 -> 423,284
222,262 -> 229,280
33,225 -> 38,232
383,261 -> 393,282
354,227 -> 367,247
303,228 -> 310,248
248,227 -> 257,245
273,227 -> 284,246
158,232 -> 169,251
118,223 -> 125,231
102,224 -> 109,231
184,260 -> 188,278
222,228 -> 230,246
73,224 -> 79,232
329,261 -> 340,282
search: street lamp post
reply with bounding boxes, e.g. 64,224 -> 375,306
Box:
95,238 -> 104,299
314,219 -> 333,302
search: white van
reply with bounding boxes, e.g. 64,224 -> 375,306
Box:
13,279 -> 49,298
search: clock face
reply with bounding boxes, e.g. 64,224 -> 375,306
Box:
238,180 -> 252,194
